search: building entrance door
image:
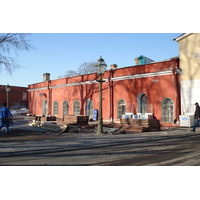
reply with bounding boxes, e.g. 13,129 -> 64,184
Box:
42,99 -> 47,116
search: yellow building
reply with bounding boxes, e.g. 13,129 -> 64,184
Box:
175,33 -> 200,114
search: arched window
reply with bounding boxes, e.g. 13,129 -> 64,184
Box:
53,101 -> 58,115
86,99 -> 93,119
162,98 -> 174,122
74,100 -> 80,115
140,94 -> 147,114
118,99 -> 126,119
137,93 -> 147,114
63,100 -> 69,116
42,99 -> 47,116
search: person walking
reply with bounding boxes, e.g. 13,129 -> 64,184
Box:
192,102 -> 200,132
0,102 -> 13,134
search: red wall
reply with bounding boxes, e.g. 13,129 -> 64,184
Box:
28,58 -> 180,126
0,85 -> 28,109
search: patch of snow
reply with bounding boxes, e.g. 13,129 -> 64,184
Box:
11,108 -> 29,115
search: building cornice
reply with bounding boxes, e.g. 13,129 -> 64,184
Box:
27,87 -> 48,92
49,80 -> 97,89
28,70 -> 175,92
111,70 -> 173,81
174,33 -> 193,42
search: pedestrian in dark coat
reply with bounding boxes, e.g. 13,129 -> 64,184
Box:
192,102 -> 200,132
0,102 -> 13,134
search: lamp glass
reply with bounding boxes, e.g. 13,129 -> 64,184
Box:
5,84 -> 10,92
96,65 -> 107,75
95,57 -> 107,75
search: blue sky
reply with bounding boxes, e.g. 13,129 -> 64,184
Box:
0,33 -> 181,87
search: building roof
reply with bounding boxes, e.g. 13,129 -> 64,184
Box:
173,33 -> 193,42
137,55 -> 154,61
113,56 -> 179,71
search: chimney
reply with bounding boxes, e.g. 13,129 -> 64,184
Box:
110,64 -> 118,69
134,58 -> 139,65
43,73 -> 50,82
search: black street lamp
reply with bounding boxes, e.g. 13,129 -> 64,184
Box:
95,56 -> 107,134
5,84 -> 11,108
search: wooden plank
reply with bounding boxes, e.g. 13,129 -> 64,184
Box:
119,118 -> 160,133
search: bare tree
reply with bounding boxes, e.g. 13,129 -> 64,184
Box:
77,61 -> 96,75
58,70 -> 79,78
0,33 -> 33,74
59,61 -> 97,78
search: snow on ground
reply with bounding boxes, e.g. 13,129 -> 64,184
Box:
11,108 -> 29,115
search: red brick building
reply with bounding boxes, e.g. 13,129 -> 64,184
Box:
0,85 -> 28,109
28,56 -> 181,127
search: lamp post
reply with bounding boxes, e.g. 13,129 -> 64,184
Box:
95,56 -> 107,134
5,84 -> 10,108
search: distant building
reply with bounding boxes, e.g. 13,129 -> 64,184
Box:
0,85 -> 28,109
174,33 -> 200,114
134,55 -> 154,65
28,56 -> 181,127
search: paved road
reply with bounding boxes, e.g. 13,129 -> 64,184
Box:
1,133 -> 200,166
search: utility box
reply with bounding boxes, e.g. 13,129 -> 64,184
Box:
179,115 -> 194,127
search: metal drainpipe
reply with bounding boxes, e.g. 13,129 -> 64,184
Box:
47,80 -> 51,115
172,58 -> 180,122
108,69 -> 114,123
108,71 -> 111,122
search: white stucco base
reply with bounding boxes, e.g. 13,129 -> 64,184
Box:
181,79 -> 200,114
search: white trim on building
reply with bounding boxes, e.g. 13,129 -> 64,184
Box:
28,70 -> 175,92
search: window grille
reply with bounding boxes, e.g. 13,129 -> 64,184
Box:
74,100 -> 80,115
140,94 -> 147,114
53,101 -> 58,115
118,99 -> 126,119
86,99 -> 93,119
42,99 -> 47,116
162,98 -> 174,122
63,100 -> 69,115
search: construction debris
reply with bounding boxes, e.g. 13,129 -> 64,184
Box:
29,115 -> 89,132
60,125 -> 80,133
29,118 -> 82,133
120,118 -> 161,133
28,116 -> 160,134
64,115 -> 89,125
101,127 -> 126,135
60,125 -> 71,133
41,116 -> 56,121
